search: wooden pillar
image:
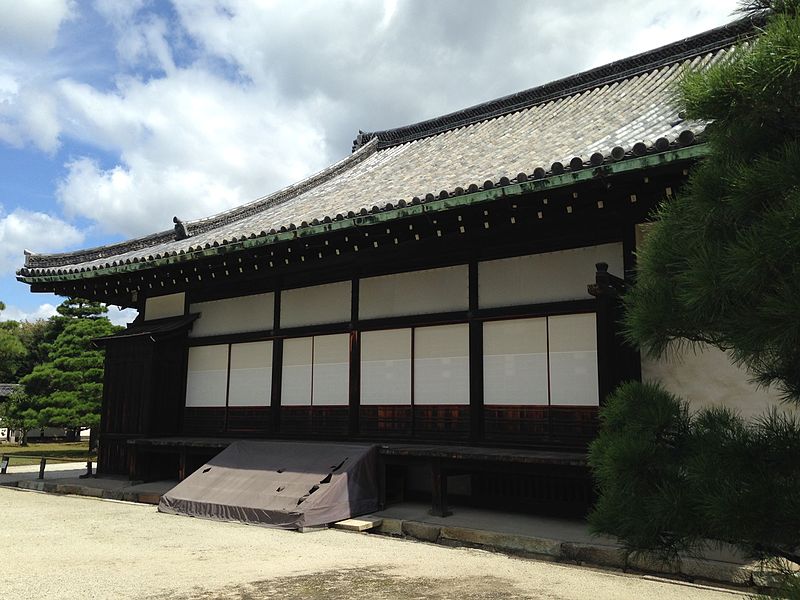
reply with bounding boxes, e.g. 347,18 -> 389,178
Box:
270,288 -> 282,434
349,277 -> 360,436
178,448 -> 187,481
430,459 -> 452,517
468,261 -> 484,442
590,262 -> 641,406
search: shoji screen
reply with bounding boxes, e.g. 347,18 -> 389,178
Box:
185,345 -> 229,407
360,329 -> 412,405
227,341 -> 272,407
311,333 -> 350,406
548,313 -> 599,405
483,318 -> 549,405
413,324 -> 470,405
281,337 -> 313,406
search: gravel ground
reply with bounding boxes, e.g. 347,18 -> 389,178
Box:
0,488 -> 744,600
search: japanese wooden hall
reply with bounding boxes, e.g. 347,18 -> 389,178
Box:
17,21 -> 766,513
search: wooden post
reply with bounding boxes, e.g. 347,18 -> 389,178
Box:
0,455 -> 8,474
377,454 -> 386,510
128,446 -> 138,481
178,448 -> 187,481
430,459 -> 452,517
79,460 -> 93,479
468,261 -> 484,443
38,457 -> 46,480
589,261 -> 641,405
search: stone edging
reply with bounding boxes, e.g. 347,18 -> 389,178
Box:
372,518 -> 780,590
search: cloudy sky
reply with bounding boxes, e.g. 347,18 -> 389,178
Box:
0,0 -> 740,325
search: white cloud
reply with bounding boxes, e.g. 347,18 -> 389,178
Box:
0,207 -> 84,275
0,0 -> 75,57
0,302 -> 58,323
93,0 -> 146,28
0,69 -> 63,153
2,0 -> 742,245
105,306 -> 138,326
56,68 -> 326,237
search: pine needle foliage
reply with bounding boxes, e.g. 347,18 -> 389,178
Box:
17,298 -> 121,435
593,4 -> 800,594
625,0 -> 800,401
589,382 -> 800,566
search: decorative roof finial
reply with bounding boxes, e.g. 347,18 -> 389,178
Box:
173,216 -> 190,241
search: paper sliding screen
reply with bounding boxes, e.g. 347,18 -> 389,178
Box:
483,318 -> 548,405
360,329 -> 412,405
185,345 -> 229,407
281,337 -> 313,406
312,334 -> 350,406
413,324 -> 469,405
228,341 -> 272,407
548,313 -> 599,406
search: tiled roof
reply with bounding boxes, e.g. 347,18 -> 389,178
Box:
94,314 -> 199,344
18,18 -> 757,279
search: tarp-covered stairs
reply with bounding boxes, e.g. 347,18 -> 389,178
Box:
158,440 -> 379,529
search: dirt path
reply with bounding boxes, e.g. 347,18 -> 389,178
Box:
0,488 -> 743,600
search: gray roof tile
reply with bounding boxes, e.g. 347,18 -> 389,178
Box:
20,19 -> 757,277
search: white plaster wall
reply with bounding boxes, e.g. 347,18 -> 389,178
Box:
359,265 -> 468,319
144,292 -> 185,321
479,242 -> 623,308
281,281 -> 351,328
189,293 -> 274,337
641,344 -> 787,419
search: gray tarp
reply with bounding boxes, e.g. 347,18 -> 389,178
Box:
158,440 -> 379,529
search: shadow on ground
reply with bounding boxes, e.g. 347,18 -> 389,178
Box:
157,567 -> 545,600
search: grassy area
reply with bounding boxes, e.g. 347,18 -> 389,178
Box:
0,442 -> 95,466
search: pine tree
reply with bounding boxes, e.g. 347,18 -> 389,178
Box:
590,3 -> 800,594
590,383 -> 800,564
0,302 -> 26,382
624,0 -> 800,401
19,298 -> 121,440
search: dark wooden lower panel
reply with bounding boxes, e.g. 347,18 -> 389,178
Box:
360,405 -> 412,438
484,405 -> 598,448
472,467 -> 594,516
414,405 -> 470,440
311,406 -> 349,437
98,436 -> 130,475
280,406 -> 311,435
226,406 -> 270,436
174,404 -> 598,447
280,405 -> 350,437
182,407 -> 226,435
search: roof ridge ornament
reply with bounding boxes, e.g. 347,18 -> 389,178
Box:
173,216 -> 190,241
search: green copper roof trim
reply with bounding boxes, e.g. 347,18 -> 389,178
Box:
18,143 -> 709,285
